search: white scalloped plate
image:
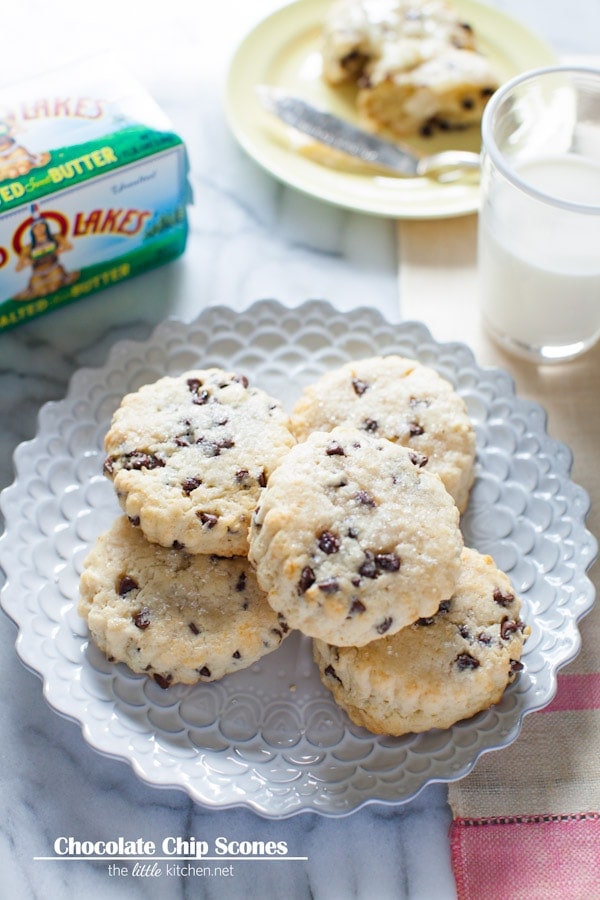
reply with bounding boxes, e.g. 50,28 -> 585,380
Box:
0,300 -> 596,818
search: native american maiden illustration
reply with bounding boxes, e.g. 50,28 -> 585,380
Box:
14,204 -> 79,299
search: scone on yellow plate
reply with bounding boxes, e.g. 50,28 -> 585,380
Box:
322,0 -> 499,137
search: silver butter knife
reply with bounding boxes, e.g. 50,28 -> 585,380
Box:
256,85 -> 481,180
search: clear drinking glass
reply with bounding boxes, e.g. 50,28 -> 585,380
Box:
478,66 -> 600,363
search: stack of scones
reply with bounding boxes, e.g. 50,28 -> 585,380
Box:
79,355 -> 529,735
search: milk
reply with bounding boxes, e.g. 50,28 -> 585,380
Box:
479,154 -> 600,359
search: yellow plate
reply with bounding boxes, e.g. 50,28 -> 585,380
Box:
225,0 -> 557,219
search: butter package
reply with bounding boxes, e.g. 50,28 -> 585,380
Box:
0,57 -> 191,332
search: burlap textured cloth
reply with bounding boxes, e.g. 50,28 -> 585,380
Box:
398,216 -> 600,900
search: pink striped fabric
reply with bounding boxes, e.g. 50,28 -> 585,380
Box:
450,814 -> 600,900
541,673 -> 600,713
450,673 -> 600,898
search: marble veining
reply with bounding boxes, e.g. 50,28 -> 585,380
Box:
1,1 -> 598,898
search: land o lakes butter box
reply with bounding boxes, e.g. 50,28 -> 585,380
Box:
0,57 -> 191,331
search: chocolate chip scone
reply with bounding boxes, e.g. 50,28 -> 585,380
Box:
313,547 -> 530,735
103,368 -> 296,556
322,0 -> 498,137
289,355 -> 476,512
78,516 -> 290,687
248,426 -> 463,647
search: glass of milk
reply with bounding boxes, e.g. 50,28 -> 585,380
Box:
478,67 -> 600,363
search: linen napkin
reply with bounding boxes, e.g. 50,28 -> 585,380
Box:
398,215 -> 600,900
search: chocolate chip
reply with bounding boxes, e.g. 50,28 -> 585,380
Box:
461,96 -> 475,110
134,607 -> 151,629
359,550 -> 400,577
456,652 -> 480,670
438,600 -> 451,614
352,378 -> 369,396
192,389 -> 210,406
501,618 -> 519,640
257,469 -> 267,487
232,650 -> 241,659
416,615 -> 436,626
128,515 -> 140,527
182,476 -> 202,495
481,86 -> 495,98
477,632 -> 492,644
318,530 -> 340,554
175,419 -> 195,447
374,552 -> 401,572
409,422 -> 424,436
117,574 -> 138,596
340,48 -> 369,75
278,614 -> 290,634
324,664 -> 343,684
358,552 -> 378,579
122,450 -> 165,471
234,374 -> 249,388
172,540 -> 185,550
362,418 -> 378,433
198,666 -> 211,678
354,490 -> 376,507
459,624 -> 471,639
103,457 -> 114,476
205,438 -> 235,455
347,527 -> 359,539
188,622 -> 200,635
235,572 -> 246,592
187,377 -> 203,392
348,599 -> 366,616
221,438 -> 235,450
153,673 -> 172,689
326,440 -> 345,456
408,450 -> 428,468
318,578 -> 340,594
376,617 -> 393,635
493,589 -> 515,607
298,566 -> 316,594
198,512 -> 218,528
235,468 -> 249,482
509,659 -> 524,673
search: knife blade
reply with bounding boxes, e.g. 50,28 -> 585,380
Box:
256,86 -> 481,180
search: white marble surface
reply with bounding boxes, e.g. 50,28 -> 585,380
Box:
1,2 -> 598,898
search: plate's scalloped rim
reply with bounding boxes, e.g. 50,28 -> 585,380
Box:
0,298 -> 597,819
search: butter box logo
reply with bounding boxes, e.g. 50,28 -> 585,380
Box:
13,203 -> 79,300
0,117 -> 50,182
0,55 -> 191,331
